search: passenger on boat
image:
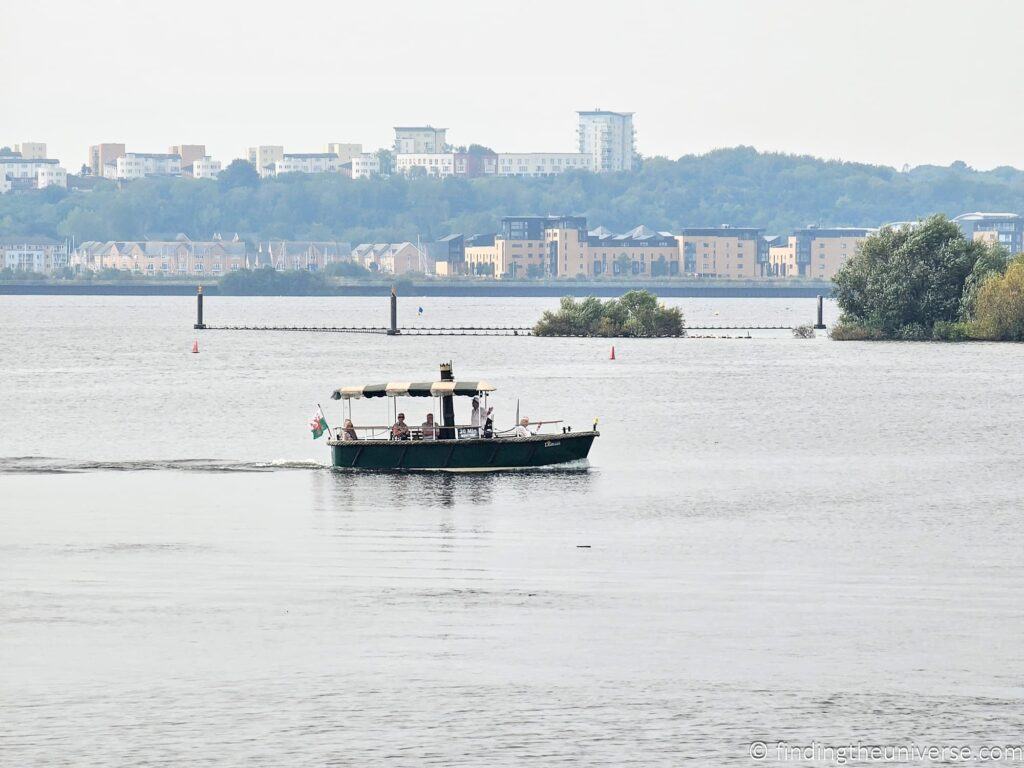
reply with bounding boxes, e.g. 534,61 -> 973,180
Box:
483,407 -> 494,438
470,398 -> 482,430
514,417 -> 534,438
391,413 -> 411,441
421,413 -> 437,440
342,419 -> 359,441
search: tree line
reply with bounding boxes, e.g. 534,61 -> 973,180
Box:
4,148 -> 1024,245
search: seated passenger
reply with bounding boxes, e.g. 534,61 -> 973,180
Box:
513,417 -> 534,438
391,413 -> 411,441
421,413 -> 437,440
342,419 -> 358,441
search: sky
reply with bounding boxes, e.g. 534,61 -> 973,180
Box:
3,0 -> 1023,172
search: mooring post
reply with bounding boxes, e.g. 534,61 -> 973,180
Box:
439,361 -> 455,440
387,285 -> 398,336
194,285 -> 206,329
813,294 -> 825,329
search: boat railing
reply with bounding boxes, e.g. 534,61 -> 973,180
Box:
333,420 -> 568,441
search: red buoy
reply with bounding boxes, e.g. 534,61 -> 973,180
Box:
192,340 -> 199,354
609,345 -> 616,360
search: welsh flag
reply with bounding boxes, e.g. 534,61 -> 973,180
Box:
309,406 -> 329,439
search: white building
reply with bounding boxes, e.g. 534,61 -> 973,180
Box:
36,165 -> 67,189
394,126 -> 447,154
326,143 -> 362,163
396,153 -> 455,177
247,145 -> 284,177
273,153 -> 343,175
496,152 -> 592,177
577,110 -> 635,172
15,142 -> 46,159
1,239 -> 69,272
115,153 -> 182,179
0,157 -> 68,190
352,152 -> 381,179
191,157 -> 222,180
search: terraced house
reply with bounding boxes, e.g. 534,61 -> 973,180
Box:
73,234 -> 247,275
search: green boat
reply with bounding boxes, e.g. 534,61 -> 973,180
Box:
326,363 -> 598,471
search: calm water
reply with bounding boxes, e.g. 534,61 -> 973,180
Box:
2,295 -> 1024,767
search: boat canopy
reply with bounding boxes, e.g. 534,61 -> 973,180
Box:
331,380 -> 496,400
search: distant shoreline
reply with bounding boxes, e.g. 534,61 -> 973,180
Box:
0,280 -> 832,298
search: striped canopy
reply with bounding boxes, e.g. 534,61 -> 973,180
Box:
331,380 -> 495,400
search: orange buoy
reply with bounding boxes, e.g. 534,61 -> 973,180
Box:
609,345 -> 616,360
192,339 -> 199,354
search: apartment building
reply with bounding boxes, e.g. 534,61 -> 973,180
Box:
0,156 -> 68,190
396,153 -> 455,177
247,145 -> 284,177
88,143 -> 125,176
953,212 -> 1023,253
115,153 -> 182,179
462,216 -> 586,278
326,143 -> 362,163
588,225 -> 679,277
169,144 -> 206,168
273,153 -> 343,175
769,226 -> 874,279
352,152 -> 381,179
14,142 -> 46,159
429,234 -> 465,276
1,239 -> 69,272
495,153 -> 592,177
577,110 -> 635,172
394,126 -> 447,154
454,152 -> 497,177
676,226 -> 767,278
190,157 -> 221,180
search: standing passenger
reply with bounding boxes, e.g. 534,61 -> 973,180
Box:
469,397 -> 482,433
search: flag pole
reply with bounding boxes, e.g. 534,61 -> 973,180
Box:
317,402 -> 332,439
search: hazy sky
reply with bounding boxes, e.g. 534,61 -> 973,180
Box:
4,0 -> 1023,171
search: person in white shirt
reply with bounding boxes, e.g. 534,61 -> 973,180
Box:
513,417 -> 534,438
469,397 -> 482,430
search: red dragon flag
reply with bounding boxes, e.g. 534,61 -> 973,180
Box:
309,407 -> 329,440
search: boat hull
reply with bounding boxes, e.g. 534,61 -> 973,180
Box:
328,431 -> 597,471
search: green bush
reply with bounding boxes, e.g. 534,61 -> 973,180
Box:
931,321 -> 970,341
533,290 -> 685,337
828,321 -> 885,341
968,256 -> 1024,340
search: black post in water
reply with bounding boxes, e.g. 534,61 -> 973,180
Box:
439,361 -> 456,440
387,285 -> 398,335
813,294 -> 825,329
194,285 -> 206,329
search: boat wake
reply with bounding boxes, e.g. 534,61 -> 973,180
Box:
0,457 -> 328,475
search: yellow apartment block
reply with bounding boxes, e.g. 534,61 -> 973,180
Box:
768,227 -> 873,279
675,227 -> 766,278
464,218 -> 681,278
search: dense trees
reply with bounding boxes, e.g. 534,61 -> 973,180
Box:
533,291 -> 685,337
830,215 -> 1024,341
4,147 -> 1024,245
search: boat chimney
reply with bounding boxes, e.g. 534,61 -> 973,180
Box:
439,361 -> 455,440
